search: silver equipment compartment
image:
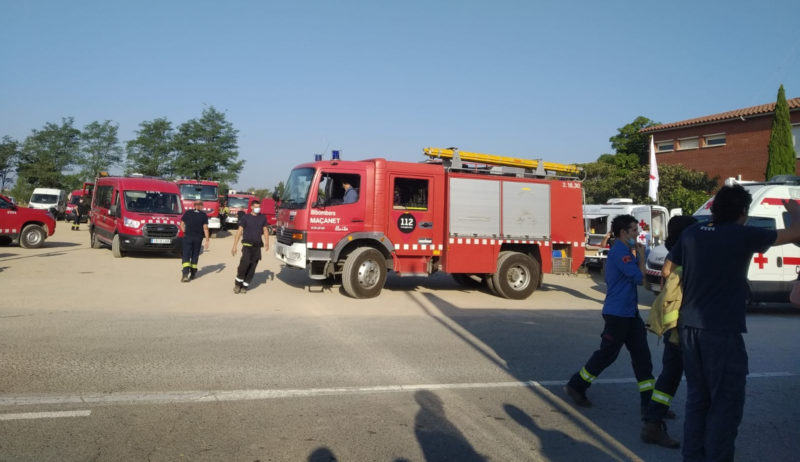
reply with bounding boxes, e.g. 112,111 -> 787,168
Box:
502,181 -> 550,239
448,177 -> 500,237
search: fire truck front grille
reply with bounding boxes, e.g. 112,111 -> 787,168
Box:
143,224 -> 179,238
277,227 -> 295,245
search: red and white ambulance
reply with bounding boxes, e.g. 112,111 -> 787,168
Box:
274,148 -> 586,299
646,176 -> 800,302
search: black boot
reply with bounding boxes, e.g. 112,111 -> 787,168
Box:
641,420 -> 680,448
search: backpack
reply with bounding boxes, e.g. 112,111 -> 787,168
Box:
647,268 -> 682,345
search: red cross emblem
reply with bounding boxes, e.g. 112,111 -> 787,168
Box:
754,253 -> 768,269
639,219 -> 646,229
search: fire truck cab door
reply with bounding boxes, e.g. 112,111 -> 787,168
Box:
312,171 -> 366,239
387,175 -> 436,258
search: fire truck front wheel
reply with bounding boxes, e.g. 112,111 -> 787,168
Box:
492,251 -> 540,299
19,224 -> 46,249
342,247 -> 387,299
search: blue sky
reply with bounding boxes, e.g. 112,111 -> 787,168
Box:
2,0 -> 799,190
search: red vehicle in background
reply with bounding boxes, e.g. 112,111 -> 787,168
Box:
0,193 -> 56,248
176,179 -> 221,236
260,197 -> 278,234
66,182 -> 94,223
223,193 -> 257,229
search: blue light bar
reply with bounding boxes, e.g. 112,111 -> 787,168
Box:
314,154 -> 323,161
331,150 -> 340,160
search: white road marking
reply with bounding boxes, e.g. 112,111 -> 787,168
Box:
0,372 -> 794,408
0,410 -> 91,421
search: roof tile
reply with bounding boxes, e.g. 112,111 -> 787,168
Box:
641,97 -> 800,133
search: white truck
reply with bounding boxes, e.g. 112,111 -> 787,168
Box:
645,176 -> 800,302
583,198 -> 680,269
28,188 -> 67,219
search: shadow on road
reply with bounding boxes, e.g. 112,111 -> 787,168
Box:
412,390 -> 486,461
308,447 -> 337,461
249,269 -> 275,289
504,403 -> 618,461
195,263 -> 226,278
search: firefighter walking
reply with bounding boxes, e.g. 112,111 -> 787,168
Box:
231,200 -> 269,294
564,214 -> 655,415
71,196 -> 88,231
180,199 -> 210,282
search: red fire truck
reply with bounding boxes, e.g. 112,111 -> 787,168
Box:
175,179 -> 221,236
274,148 -> 586,299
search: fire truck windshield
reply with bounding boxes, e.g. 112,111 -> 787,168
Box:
280,167 -> 315,209
179,184 -> 218,201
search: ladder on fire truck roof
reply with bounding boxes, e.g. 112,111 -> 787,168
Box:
423,147 -> 583,179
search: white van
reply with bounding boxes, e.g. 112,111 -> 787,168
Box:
28,188 -> 67,219
583,198 -> 681,268
646,176 -> 800,302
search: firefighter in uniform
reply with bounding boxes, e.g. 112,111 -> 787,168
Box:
669,185 -> 800,461
231,200 -> 269,294
180,199 -> 210,282
71,196 -> 88,231
565,214 -> 655,414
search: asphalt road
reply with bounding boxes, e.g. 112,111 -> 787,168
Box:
1,224 -> 799,461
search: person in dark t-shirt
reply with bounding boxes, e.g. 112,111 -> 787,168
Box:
671,185 -> 800,461
180,200 -> 210,282
231,200 -> 269,294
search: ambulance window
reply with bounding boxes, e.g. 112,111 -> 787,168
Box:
393,178 -> 428,211
745,216 -> 775,230
781,212 -> 800,247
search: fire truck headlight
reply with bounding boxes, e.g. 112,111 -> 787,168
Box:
124,217 -> 141,229
289,251 -> 301,261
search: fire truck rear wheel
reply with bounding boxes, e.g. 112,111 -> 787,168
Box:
112,234 -> 125,258
492,251 -> 539,299
342,247 -> 387,299
20,224 -> 46,249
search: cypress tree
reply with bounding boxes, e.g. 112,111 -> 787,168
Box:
765,84 -> 796,180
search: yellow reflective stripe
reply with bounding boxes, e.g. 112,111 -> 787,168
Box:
242,243 -> 253,247
638,379 -> 655,392
651,390 -> 673,406
191,264 -> 198,269
663,310 -> 679,324
182,262 -> 192,268
579,367 -> 596,383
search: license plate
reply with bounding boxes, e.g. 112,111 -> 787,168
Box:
150,238 -> 171,244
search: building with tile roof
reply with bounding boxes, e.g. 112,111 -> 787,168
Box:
641,98 -> 800,186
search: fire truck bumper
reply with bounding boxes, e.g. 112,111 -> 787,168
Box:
208,217 -> 220,230
275,241 -> 306,269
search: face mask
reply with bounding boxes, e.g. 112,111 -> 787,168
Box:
626,237 -> 636,246
253,207 -> 261,214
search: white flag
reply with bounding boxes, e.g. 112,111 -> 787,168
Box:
648,135 -> 659,202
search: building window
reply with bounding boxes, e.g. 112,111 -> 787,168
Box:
677,137 -> 699,150
793,124 -> 800,158
704,133 -> 726,147
656,140 -> 674,152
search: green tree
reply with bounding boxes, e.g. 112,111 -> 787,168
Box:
14,117 -> 81,200
273,181 -> 285,200
126,118 -> 176,177
172,106 -> 244,183
582,162 -> 716,214
765,84 -> 796,180
0,136 -> 20,193
609,116 -> 659,165
79,120 -> 123,181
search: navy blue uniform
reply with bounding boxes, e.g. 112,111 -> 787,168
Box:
181,209 -> 208,278
671,222 -> 775,462
568,240 -> 654,405
235,213 -> 268,289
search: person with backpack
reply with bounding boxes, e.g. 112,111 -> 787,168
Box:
640,215 -> 697,449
